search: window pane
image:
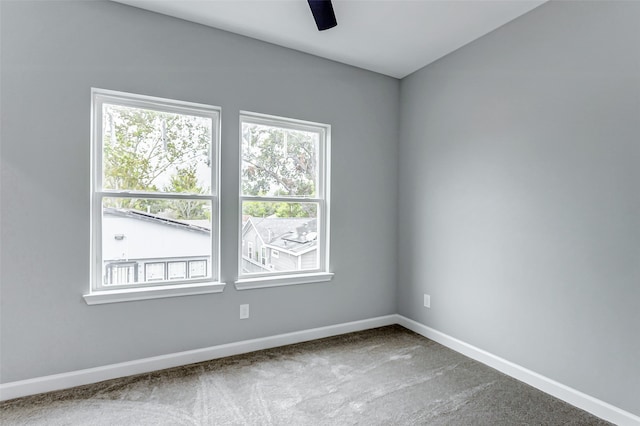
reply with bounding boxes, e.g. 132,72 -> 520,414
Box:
105,262 -> 137,285
102,103 -> 212,194
102,197 -> 211,285
189,260 -> 207,278
241,201 -> 319,274
241,122 -> 319,198
167,261 -> 187,280
145,262 -> 165,281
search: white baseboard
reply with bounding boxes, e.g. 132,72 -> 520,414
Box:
0,315 -> 397,402
395,315 -> 640,426
2,313 -> 638,426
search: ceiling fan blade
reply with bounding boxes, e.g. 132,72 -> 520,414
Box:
307,0 -> 337,31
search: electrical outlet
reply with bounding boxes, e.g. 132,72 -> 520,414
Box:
424,294 -> 431,308
240,304 -> 249,319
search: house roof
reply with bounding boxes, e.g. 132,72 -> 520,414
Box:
244,216 -> 318,255
104,208 -> 210,235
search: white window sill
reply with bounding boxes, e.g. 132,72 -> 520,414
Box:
234,272 -> 334,290
83,281 -> 226,305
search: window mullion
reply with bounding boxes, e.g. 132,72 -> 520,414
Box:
99,191 -> 215,201
240,195 -> 323,203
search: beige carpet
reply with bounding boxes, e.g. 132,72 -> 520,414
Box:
0,325 -> 610,425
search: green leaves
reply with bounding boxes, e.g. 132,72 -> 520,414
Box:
242,201 -> 316,218
102,104 -> 211,220
241,123 -> 318,201
165,166 -> 208,220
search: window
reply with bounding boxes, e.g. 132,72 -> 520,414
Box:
188,260 -> 207,278
105,262 -> 138,285
167,261 -> 187,280
167,262 -> 187,280
86,89 -> 223,304
237,112 -> 332,289
145,262 -> 166,281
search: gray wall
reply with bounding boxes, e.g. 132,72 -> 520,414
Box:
0,0 -> 399,383
398,0 -> 640,416
2,0 -> 638,417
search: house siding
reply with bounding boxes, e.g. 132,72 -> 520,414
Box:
270,250 -> 298,272
103,214 -> 209,261
300,251 -> 317,270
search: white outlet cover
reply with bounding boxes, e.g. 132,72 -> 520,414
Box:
424,294 -> 431,308
240,304 -> 249,319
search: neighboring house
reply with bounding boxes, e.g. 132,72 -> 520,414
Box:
241,216 -> 318,274
102,208 -> 211,285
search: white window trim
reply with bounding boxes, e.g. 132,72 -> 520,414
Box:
83,282 -> 226,305
260,246 -> 267,265
236,111 -> 332,290
85,88 -> 224,304
235,272 -> 334,290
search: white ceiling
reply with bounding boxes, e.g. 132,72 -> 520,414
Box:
112,0 -> 546,79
